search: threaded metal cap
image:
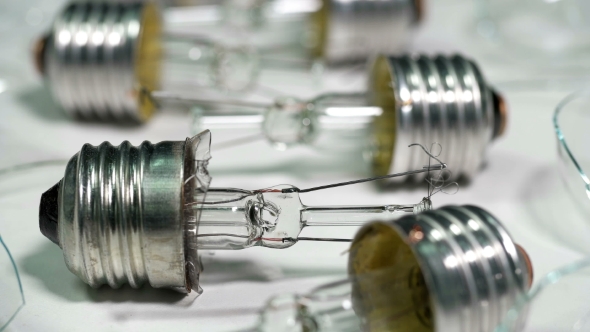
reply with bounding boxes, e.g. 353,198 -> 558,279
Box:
40,131 -> 211,293
350,205 -> 531,331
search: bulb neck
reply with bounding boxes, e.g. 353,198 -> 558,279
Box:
301,204 -> 418,227
194,187 -> 428,250
194,92 -> 375,151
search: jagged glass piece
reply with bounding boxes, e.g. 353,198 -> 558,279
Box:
0,235 -> 25,331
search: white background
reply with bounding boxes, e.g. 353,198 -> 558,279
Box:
1,0 -> 589,331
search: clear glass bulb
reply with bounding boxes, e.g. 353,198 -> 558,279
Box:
255,218 -> 430,332
36,0 -> 420,122
166,0 -> 323,31
195,185 -> 432,250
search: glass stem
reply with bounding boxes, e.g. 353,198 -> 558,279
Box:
194,188 -> 258,250
188,92 -> 377,151
301,204 -> 415,227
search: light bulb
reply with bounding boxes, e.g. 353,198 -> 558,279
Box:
34,0 -> 421,122
37,131 -> 438,293
189,53 -> 508,181
257,205 -> 534,332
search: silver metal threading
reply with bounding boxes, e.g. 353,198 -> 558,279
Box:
51,132 -> 210,293
40,2 -> 161,122
320,0 -> 421,63
371,54 -> 507,181
355,205 -> 531,331
37,0 -> 422,122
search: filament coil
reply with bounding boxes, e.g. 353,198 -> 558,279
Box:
42,2 -> 161,122
370,54 -> 505,181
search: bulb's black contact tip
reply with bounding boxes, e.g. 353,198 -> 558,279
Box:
39,181 -> 60,246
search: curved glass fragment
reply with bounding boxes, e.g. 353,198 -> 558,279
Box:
0,160 -> 67,330
496,258 -> 590,332
554,90 -> 590,217
0,235 -> 25,331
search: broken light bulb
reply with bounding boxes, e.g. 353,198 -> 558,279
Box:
34,0 -> 421,122
37,131 -> 442,294
255,205 -> 533,332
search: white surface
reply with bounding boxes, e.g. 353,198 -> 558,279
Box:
0,0 -> 589,331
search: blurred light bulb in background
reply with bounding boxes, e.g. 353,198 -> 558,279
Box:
187,53 -> 508,181
34,0 -> 421,123
256,205 -> 533,332
37,131 -> 441,294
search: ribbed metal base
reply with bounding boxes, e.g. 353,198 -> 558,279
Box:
42,2 -> 161,122
371,54 -> 503,181
395,205 -> 530,331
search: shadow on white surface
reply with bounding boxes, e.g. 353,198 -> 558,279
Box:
111,306 -> 258,322
201,258 -> 344,284
21,242 -> 187,304
14,86 -> 67,122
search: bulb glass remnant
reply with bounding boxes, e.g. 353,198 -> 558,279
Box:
36,0 -> 421,122
37,131 -> 440,293
257,205 -> 534,332
192,53 -> 508,181
554,90 -> 590,217
0,235 -> 25,331
496,258 -> 590,332
475,0 -> 590,69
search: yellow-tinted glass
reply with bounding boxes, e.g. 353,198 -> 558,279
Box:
349,222 -> 433,332
135,2 -> 162,122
